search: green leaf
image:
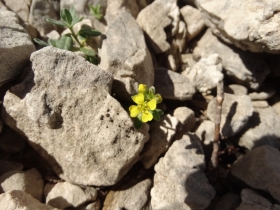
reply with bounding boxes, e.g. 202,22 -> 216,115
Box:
77,34 -> 87,45
151,110 -> 160,121
33,38 -> 49,47
60,8 -> 72,26
49,35 -> 73,50
134,114 -> 143,129
155,108 -> 164,116
89,4 -> 103,20
69,6 -> 83,26
48,39 -> 57,47
86,55 -> 100,65
80,47 -> 96,56
79,28 -> 102,37
46,18 -> 67,27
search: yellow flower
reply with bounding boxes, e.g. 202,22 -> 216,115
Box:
129,93 -> 157,122
138,84 -> 147,93
154,94 -> 162,103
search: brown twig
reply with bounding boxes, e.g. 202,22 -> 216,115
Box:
211,80 -> 224,169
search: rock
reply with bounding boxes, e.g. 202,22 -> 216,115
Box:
76,199 -> 101,210
193,29 -> 270,90
249,86 -> 275,101
231,145 -> 280,203
103,179 -> 152,210
224,84 -> 248,96
28,0 -> 59,36
175,20 -> 187,53
270,95 -> 280,117
196,0 -> 280,53
154,68 -> 195,101
44,182 -> 97,209
140,114 -> 179,169
207,93 -> 253,138
180,5 -> 205,42
0,10 -> 35,86
181,53 -> 197,69
2,46 -> 149,186
237,104 -> 280,150
3,0 -> 30,22
0,168 -> 44,201
213,193 -> 240,210
0,190 -> 59,210
136,0 -> 172,54
0,160 -> 23,176
99,11 -> 154,101
46,30 -> 60,40
151,134 -> 215,210
173,107 -> 196,132
0,0 -> 8,10
182,54 -> 223,93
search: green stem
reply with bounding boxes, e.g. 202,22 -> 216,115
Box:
69,27 -> 83,47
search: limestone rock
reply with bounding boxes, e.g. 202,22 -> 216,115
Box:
154,68 -> 195,101
213,193 -> 240,210
2,47 -> 149,186
0,160 -> 23,176
99,11 -> 153,101
0,190 -> 59,210
193,29 -> 270,90
28,0 -> 59,36
103,179 -> 152,210
182,54 -> 223,93
236,189 -> 280,210
180,5 -> 205,42
173,107 -> 196,132
0,168 -> 44,201
224,84 -> 248,96
196,0 -> 280,53
207,93 -> 253,138
151,134 -> 215,210
3,0 -> 30,22
0,10 -> 35,86
249,86 -> 275,101
175,20 -> 187,53
44,182 -> 97,209
140,114 -> 179,169
231,145 -> 280,203
237,104 -> 280,150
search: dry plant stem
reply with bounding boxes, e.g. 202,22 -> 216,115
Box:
211,80 -> 224,169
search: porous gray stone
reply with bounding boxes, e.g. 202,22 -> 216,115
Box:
151,134 -> 215,210
193,29 -> 270,90
207,93 -> 253,138
0,168 -> 44,201
3,0 -> 30,21
2,46 -> 149,186
196,0 -> 280,53
0,10 -> 35,86
231,146 -> 280,203
99,10 -> 154,101
154,68 -> 195,101
44,182 -> 97,209
173,106 -> 196,132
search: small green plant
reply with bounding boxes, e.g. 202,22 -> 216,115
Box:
34,6 -> 102,65
89,4 -> 103,20
129,84 -> 164,129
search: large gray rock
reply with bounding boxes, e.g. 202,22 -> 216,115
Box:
207,93 -> 253,138
3,0 -> 30,21
2,47 -> 149,186
0,190 -> 59,210
236,189 -> 280,210
44,182 -> 98,209
0,168 -> 44,201
151,134 -> 215,210
231,145 -> 280,203
99,11 -> 153,101
0,10 -> 35,86
193,29 -> 270,90
154,68 -> 195,101
196,0 -> 280,53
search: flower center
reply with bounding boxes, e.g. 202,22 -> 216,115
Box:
138,102 -> 150,113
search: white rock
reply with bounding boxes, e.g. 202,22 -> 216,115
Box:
196,0 -> 280,53
0,10 -> 35,86
182,54 -> 223,93
173,107 -> 196,131
103,179 -> 152,210
0,168 -> 44,201
3,0 -> 30,21
0,190 -> 60,210
175,21 -> 187,53
231,146 -> 280,203
2,47 -> 149,186
154,68 -> 195,101
140,114 -> 179,169
224,84 -> 248,96
249,86 -> 275,101
44,182 -> 97,209
207,93 -> 253,138
236,189 -> 280,210
180,5 -> 205,42
151,134 -> 215,210
193,29 -> 270,90
99,11 -> 154,101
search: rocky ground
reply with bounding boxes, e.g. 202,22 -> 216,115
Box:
1,0 -> 280,209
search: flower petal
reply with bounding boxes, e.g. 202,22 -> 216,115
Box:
132,93 -> 144,105
129,105 -> 140,117
142,111 -> 153,122
138,84 -> 147,93
147,99 -> 156,110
